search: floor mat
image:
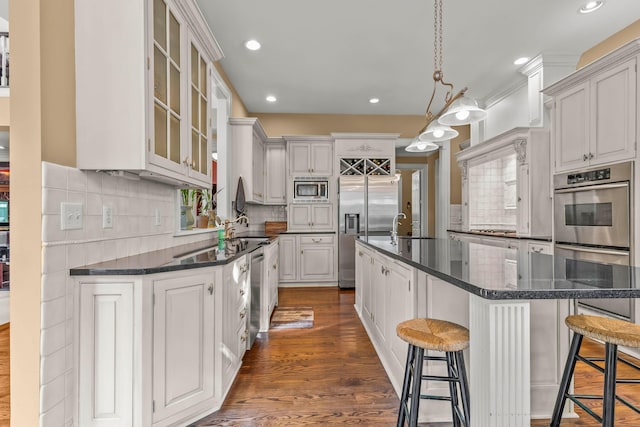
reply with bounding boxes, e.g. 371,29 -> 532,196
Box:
270,306 -> 314,329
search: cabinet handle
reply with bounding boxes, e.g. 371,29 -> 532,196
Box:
358,251 -> 363,257
312,238 -> 321,243
311,222 -> 314,226
192,161 -> 196,168
381,265 -> 386,274
240,289 -> 245,296
517,197 -> 522,202
301,250 -> 304,255
273,264 -> 277,270
241,334 -> 247,342
583,154 -> 588,161
208,284 -> 213,295
183,157 -> 190,166
589,152 -> 594,160
240,309 -> 246,319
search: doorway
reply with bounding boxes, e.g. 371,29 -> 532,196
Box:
396,164 -> 427,237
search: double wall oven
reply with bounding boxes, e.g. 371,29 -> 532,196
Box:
553,161 -> 633,320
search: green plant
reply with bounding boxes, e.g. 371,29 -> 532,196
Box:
199,189 -> 212,215
180,189 -> 194,206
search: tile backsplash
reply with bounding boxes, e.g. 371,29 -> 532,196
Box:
40,162 -> 215,426
468,155 -> 517,230
244,204 -> 287,232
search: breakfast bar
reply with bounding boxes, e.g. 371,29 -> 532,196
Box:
356,236 -> 640,427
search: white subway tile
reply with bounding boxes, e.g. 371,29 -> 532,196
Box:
101,174 -> 117,195
86,171 -> 102,193
85,241 -> 104,266
42,188 -> 67,216
42,162 -> 68,190
40,375 -> 65,416
42,214 -> 66,243
41,321 -> 66,357
86,192 -> 102,216
67,168 -> 87,193
66,242 -> 86,269
42,246 -> 66,275
41,272 -> 66,302
41,296 -> 66,330
41,347 -> 66,385
40,397 -> 65,427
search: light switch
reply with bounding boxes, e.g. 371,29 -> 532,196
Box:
102,206 -> 113,229
61,202 -> 83,230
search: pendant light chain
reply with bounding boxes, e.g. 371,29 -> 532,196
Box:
433,0 -> 443,73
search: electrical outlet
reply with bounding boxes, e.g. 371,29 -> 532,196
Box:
154,208 -> 161,226
102,206 -> 113,229
61,202 -> 83,230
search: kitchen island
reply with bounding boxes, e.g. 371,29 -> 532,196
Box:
356,236 -> 640,427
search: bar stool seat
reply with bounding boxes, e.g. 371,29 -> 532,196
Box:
396,318 -> 470,427
551,314 -> 640,427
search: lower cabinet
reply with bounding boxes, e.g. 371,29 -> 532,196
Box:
152,272 -> 216,425
288,204 -> 334,232
356,242 -> 415,386
261,239 -> 280,331
279,234 -> 337,283
75,260 -> 250,427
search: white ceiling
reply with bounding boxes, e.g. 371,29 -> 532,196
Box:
197,0 -> 640,117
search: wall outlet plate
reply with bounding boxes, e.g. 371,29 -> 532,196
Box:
61,202 -> 83,230
102,205 -> 113,229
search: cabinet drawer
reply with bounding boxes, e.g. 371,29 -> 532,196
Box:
300,235 -> 334,245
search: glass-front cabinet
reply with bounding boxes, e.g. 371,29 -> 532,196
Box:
74,0 -> 222,187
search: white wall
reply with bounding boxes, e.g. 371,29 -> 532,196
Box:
39,162 -> 215,426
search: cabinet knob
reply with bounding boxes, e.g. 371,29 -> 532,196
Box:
300,250 -> 304,255
517,197 -> 522,202
241,334 -> 247,342
583,154 -> 588,161
240,309 -> 246,319
240,289 -> 245,296
589,152 -> 594,160
208,284 -> 213,295
272,264 -> 277,270
358,251 -> 363,257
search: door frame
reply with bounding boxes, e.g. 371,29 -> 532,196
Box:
395,163 -> 428,237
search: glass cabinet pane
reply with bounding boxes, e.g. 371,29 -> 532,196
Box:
169,12 -> 180,66
200,136 -> 207,172
191,131 -> 199,171
169,115 -> 180,163
154,47 -> 167,104
199,57 -> 206,93
191,87 -> 199,128
154,104 -> 167,158
200,96 -> 207,134
153,0 -> 166,50
191,44 -> 198,90
169,64 -> 180,113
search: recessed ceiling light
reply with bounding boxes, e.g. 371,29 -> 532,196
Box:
513,57 -> 529,65
245,39 -> 261,51
579,1 -> 604,13
0,146 -> 5,150
266,95 -> 277,103
369,98 -> 380,104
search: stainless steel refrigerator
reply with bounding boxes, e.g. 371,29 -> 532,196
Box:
338,175 -> 399,288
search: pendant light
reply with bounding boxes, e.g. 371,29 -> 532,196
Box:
405,138 -> 439,153
410,0 -> 486,149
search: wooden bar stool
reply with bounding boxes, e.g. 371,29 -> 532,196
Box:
396,318 -> 470,427
551,314 -> 640,427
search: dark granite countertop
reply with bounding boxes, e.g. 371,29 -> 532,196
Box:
70,235 -> 277,276
358,236 -> 640,300
447,229 -> 552,242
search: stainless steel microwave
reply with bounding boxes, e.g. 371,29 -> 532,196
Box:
293,178 -> 329,203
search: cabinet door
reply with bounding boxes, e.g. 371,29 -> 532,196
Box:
265,144 -> 287,204
268,243 -> 279,311
516,164 -> 530,236
386,261 -> 414,377
153,272 -> 214,423
78,283 -> 134,427
278,235 -> 297,281
371,256 -> 387,344
311,204 -> 333,230
554,82 -> 590,172
150,0 -> 185,174
355,246 -> 364,312
299,244 -> 334,281
361,250 -> 373,322
289,205 -> 312,230
311,143 -> 333,176
590,58 -> 637,165
187,39 -> 211,182
252,134 -> 265,202
289,143 -> 311,176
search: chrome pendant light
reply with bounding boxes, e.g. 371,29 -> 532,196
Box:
408,0 -> 486,151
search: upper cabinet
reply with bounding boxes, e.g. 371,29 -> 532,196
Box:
264,143 -> 287,204
75,0 -> 222,187
286,137 -> 334,176
333,134 -> 398,177
544,40 -> 639,173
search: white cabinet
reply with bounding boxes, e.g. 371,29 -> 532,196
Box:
230,118 -> 269,204
78,282 -> 134,427
299,235 -> 336,281
279,234 -> 337,283
265,143 -> 287,204
278,235 -> 298,281
261,239 -> 279,332
288,204 -> 334,232
152,272 -> 215,424
221,256 -> 250,393
544,45 -> 639,172
287,139 -> 334,176
74,0 -> 221,187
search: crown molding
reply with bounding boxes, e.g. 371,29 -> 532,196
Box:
331,133 -> 401,141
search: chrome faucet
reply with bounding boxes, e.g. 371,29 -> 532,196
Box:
391,212 -> 406,245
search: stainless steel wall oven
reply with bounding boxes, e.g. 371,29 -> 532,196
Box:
553,161 -> 633,320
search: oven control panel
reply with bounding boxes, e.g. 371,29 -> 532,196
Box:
567,168 -> 610,185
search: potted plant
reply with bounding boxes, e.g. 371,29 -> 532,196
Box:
179,189 -> 195,230
196,189 -> 211,228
